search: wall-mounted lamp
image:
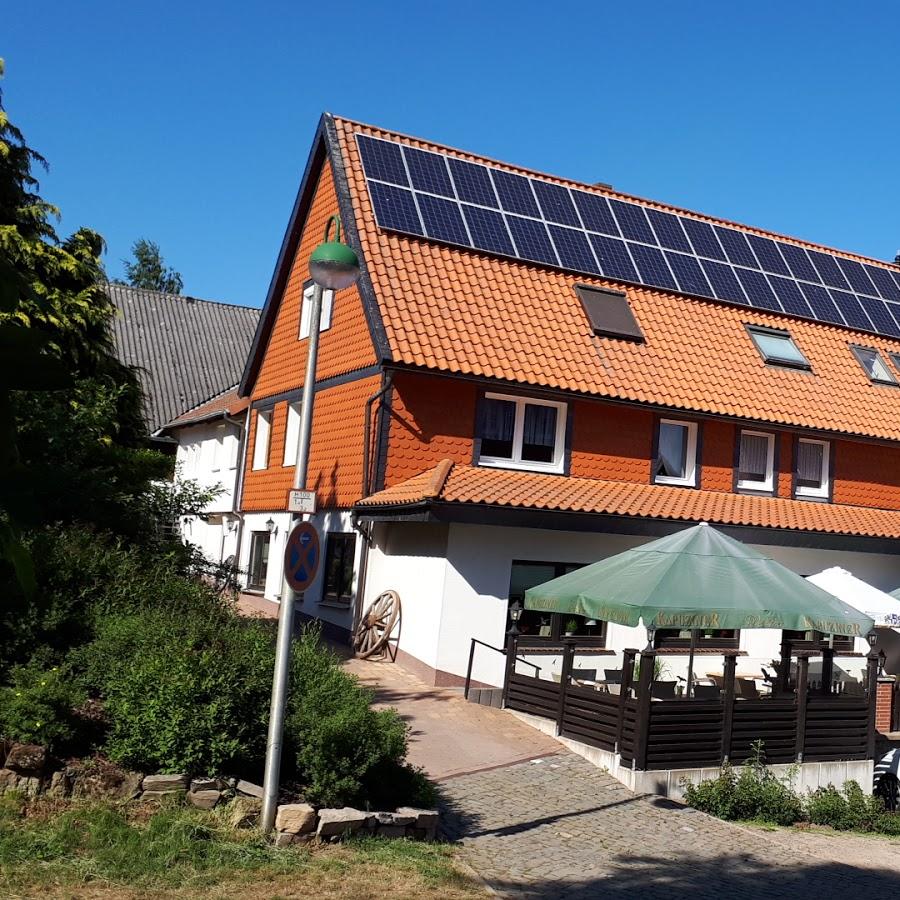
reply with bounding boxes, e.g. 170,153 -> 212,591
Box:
507,600 -> 523,636
645,623 -> 657,652
867,629 -> 879,650
265,517 -> 276,535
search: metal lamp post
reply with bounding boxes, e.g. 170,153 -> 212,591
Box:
260,215 -> 360,833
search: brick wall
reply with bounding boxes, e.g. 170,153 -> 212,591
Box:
876,678 -> 896,733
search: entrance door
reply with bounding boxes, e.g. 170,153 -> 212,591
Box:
247,531 -> 271,591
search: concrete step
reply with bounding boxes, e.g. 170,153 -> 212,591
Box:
466,687 -> 504,708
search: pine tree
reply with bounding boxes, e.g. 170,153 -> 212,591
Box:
122,238 -> 184,294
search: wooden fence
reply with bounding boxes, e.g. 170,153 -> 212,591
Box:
504,640 -> 877,772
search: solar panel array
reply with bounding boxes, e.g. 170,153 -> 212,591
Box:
355,133 -> 900,339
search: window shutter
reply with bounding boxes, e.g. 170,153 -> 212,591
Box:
739,433 -> 769,480
797,440 -> 824,484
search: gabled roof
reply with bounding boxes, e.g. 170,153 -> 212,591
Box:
325,116 -> 900,443
355,461 -> 900,543
159,385 -> 249,433
108,283 -> 260,435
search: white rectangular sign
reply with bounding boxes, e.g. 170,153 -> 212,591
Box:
287,489 -> 317,514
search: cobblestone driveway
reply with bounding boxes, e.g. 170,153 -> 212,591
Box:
440,752 -> 900,899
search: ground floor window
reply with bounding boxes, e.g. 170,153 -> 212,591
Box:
507,560 -> 606,644
247,531 -> 271,591
783,629 -> 854,653
653,628 -> 740,650
323,532 -> 356,604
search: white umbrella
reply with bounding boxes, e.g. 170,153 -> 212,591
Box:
806,567 -> 900,627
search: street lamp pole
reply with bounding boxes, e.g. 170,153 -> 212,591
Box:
260,216 -> 360,833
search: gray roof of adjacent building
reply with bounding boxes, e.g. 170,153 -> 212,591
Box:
107,283 -> 260,436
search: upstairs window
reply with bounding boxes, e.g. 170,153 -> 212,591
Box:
653,419 -> 698,487
252,410 -> 272,470
850,345 -> 896,385
747,325 -> 810,370
736,429 -> 775,493
211,427 -> 224,472
299,282 -> 334,340
794,438 -> 831,500
477,393 -> 567,473
283,402 -> 301,466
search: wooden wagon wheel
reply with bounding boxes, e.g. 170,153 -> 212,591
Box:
354,590 -> 401,659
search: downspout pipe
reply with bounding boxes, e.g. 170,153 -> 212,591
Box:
362,372 -> 393,497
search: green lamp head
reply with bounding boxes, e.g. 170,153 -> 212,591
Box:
309,215 -> 361,291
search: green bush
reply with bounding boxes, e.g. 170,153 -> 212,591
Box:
682,742 -> 802,826
75,608 -> 275,776
0,662 -> 86,754
286,628 -> 416,808
807,781 -> 885,832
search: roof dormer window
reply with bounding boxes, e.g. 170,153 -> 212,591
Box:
851,345 -> 897,385
746,325 -> 810,370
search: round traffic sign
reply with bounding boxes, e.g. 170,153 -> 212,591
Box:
284,522 -> 320,592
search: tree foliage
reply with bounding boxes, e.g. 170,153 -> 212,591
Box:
121,238 -> 184,294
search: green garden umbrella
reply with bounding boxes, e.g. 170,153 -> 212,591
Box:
525,523 -> 874,637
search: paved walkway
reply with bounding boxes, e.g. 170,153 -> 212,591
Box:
440,752 -> 900,899
344,658 -> 560,779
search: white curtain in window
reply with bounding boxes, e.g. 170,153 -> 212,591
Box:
523,404 -> 557,447
739,433 -> 769,480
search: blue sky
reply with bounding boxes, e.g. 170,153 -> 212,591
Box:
6,1 -> 899,308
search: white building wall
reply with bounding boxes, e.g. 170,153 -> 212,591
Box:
367,520 -> 900,686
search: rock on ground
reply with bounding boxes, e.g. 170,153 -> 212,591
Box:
276,802 -> 317,834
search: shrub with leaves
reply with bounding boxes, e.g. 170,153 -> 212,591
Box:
807,781 -> 885,832
0,662 -> 86,754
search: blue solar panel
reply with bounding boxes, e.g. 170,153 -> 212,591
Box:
589,235 -> 639,282
715,228 -> 759,269
779,244 -> 821,283
629,244 -> 677,290
682,219 -> 727,261
462,205 -> 515,256
357,136 -> 409,187
358,133 -> 900,341
665,252 -> 712,297
572,191 -> 620,236
800,283 -> 843,325
549,225 -> 600,274
646,209 -> 692,253
808,250 -> 851,290
829,289 -> 872,331
836,258 -> 878,297
736,269 -> 781,311
857,295 -> 900,338
448,158 -> 499,208
746,235 -> 790,276
609,200 -> 656,244
701,260 -> 747,304
403,147 -> 454,197
864,264 -> 900,302
532,181 -> 580,227
491,170 -> 540,217
768,276 -> 813,318
368,182 -> 423,234
417,193 -> 469,244
505,216 -> 558,266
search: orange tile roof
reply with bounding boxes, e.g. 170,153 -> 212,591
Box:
332,117 -> 900,443
356,461 -> 900,540
164,386 -> 248,429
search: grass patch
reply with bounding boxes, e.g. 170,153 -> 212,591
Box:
0,794 -> 483,899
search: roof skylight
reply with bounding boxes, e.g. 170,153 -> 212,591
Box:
746,325 -> 810,370
850,345 -> 897,385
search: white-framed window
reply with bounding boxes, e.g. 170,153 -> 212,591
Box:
283,402 -> 301,466
851,345 -> 896,385
736,429 -> 776,493
252,410 -> 272,470
477,392 -> 567,473
211,427 -> 224,472
225,431 -> 239,469
299,283 -> 334,339
653,419 -> 698,487
746,325 -> 810,370
795,438 -> 830,499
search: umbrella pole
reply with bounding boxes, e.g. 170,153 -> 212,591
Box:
686,629 -> 697,699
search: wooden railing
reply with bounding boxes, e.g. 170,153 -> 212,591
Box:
503,636 -> 878,772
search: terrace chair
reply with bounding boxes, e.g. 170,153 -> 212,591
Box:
604,669 -> 623,684
571,668 -> 597,685
842,680 -> 865,697
736,678 -> 760,700
551,672 -> 561,683
651,680 -> 678,699
693,684 -> 721,699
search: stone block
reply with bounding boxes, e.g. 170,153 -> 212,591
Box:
274,831 -> 298,847
142,774 -> 188,792
0,768 -> 21,794
275,802 -> 317,834
377,825 -> 408,839
141,790 -> 184,802
388,811 -> 416,826
228,796 -> 262,828
73,769 -> 142,801
236,779 -> 264,799
5,743 -> 46,774
395,807 -> 439,829
316,807 -> 368,838
46,770 -> 72,798
189,790 -> 222,810
190,777 -> 223,793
